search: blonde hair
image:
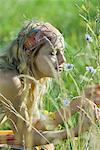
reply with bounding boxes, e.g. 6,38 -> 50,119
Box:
0,21 -> 64,128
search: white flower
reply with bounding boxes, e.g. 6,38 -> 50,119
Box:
86,66 -> 96,74
64,63 -> 74,70
85,34 -> 93,42
63,98 -> 70,106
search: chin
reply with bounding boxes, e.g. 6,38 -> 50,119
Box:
50,71 -> 59,78
35,69 -> 59,80
35,73 -> 52,80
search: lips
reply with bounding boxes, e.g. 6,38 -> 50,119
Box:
55,65 -> 63,72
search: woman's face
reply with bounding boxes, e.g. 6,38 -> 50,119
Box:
34,39 -> 65,79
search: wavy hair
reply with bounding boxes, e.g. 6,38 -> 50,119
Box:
0,21 -> 65,128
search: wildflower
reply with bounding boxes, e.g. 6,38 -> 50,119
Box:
86,66 -> 96,74
63,98 -> 70,106
85,34 -> 93,42
64,63 -> 74,70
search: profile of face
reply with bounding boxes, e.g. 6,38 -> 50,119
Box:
21,22 -> 65,79
33,23 -> 65,79
34,39 -> 65,79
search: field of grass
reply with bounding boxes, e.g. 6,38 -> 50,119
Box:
0,0 -> 100,149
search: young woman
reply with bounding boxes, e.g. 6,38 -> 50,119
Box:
0,21 -> 99,149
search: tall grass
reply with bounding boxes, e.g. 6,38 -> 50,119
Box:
0,0 -> 100,149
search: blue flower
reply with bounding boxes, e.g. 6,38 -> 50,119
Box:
85,34 -> 93,42
64,63 -> 74,70
63,98 -> 70,106
86,66 -> 96,74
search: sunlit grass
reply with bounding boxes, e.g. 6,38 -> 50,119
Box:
0,0 -> 100,149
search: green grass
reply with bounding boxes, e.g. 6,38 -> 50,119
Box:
0,0 -> 100,149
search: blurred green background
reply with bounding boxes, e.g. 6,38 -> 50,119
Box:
0,0 -> 99,117
0,0 -> 99,110
0,0 -> 99,48
0,0 -> 100,149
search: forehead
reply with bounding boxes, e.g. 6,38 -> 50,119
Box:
52,35 -> 65,51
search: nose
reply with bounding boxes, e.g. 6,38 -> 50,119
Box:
57,51 -> 66,65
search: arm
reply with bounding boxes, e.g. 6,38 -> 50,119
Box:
0,71 -> 99,147
35,84 -> 100,130
54,84 -> 100,126
0,115 -> 94,147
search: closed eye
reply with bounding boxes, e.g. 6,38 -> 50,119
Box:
50,52 -> 55,55
50,51 -> 56,56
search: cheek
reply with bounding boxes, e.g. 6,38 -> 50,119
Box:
35,54 -> 57,76
50,55 -> 57,65
35,55 -> 50,74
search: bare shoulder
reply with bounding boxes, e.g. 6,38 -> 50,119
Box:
0,69 -> 22,100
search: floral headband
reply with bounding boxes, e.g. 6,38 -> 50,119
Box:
17,22 -> 65,54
